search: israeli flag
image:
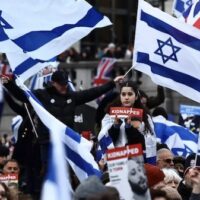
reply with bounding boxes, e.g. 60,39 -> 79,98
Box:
6,52 -> 58,82
15,80 -> 101,199
133,0 -> 200,103
153,115 -> 198,157
172,0 -> 193,17
0,0 -> 112,61
183,0 -> 200,29
18,81 -> 101,183
28,65 -> 58,91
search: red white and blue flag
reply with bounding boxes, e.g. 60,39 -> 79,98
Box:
93,57 -> 116,86
183,0 -> 200,28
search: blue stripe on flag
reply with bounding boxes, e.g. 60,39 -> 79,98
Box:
65,144 -> 102,178
13,56 -> 56,76
65,127 -> 81,143
25,90 -> 43,106
137,52 -> 200,92
154,122 -> 198,143
99,135 -> 113,154
146,156 -> 156,165
29,75 -> 38,91
45,144 -> 56,182
140,10 -> 200,51
11,118 -> 21,132
13,8 -> 103,51
13,58 -> 42,75
0,11 -> 12,41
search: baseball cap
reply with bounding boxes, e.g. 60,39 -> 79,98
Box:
51,71 -> 68,85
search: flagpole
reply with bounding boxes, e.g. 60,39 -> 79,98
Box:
195,132 -> 200,166
123,66 -> 134,79
24,103 -> 38,138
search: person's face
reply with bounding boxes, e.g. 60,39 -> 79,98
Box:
0,184 -> 7,200
174,163 -> 184,177
165,179 -> 179,189
3,161 -> 20,174
120,87 -> 137,107
128,159 -> 148,195
157,152 -> 174,169
52,82 -> 67,95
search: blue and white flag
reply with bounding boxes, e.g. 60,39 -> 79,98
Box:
11,115 -> 23,142
41,143 -> 72,200
0,0 -> 112,61
172,0 -> 193,17
6,52 -> 57,82
29,69 -> 76,91
28,65 -> 58,91
182,0 -> 200,29
18,81 -> 101,183
153,115 -> 198,157
97,117 -> 114,160
133,0 -> 200,103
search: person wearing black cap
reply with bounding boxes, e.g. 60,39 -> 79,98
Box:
3,71 -> 123,135
2,71 -> 123,156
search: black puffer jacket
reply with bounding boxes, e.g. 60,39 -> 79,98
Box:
5,80 -> 116,142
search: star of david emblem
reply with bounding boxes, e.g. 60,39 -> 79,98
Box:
172,145 -> 194,157
154,37 -> 181,64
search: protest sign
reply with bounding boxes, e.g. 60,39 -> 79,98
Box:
106,144 -> 151,200
109,107 -> 143,120
0,174 -> 18,189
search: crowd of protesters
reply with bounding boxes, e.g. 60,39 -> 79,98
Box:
57,43 -> 132,62
0,45 -> 200,200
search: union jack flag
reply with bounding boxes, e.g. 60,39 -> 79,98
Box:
93,57 -> 116,86
183,0 -> 200,28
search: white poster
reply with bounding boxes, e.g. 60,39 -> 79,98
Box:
106,144 -> 151,200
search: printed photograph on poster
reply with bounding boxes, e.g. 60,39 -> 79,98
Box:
106,144 -> 151,200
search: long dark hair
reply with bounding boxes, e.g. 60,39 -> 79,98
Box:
106,81 -> 153,134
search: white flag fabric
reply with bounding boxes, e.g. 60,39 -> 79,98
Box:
28,65 -> 58,90
6,52 -> 58,82
133,0 -> 200,103
17,81 -> 101,182
153,115 -> 198,157
0,0 -> 112,61
20,84 -> 72,200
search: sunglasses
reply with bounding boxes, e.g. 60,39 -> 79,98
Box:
163,159 -> 174,164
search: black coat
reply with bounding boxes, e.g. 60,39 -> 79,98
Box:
177,180 -> 192,200
5,80 -> 116,142
108,125 -> 146,151
4,91 -> 38,165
